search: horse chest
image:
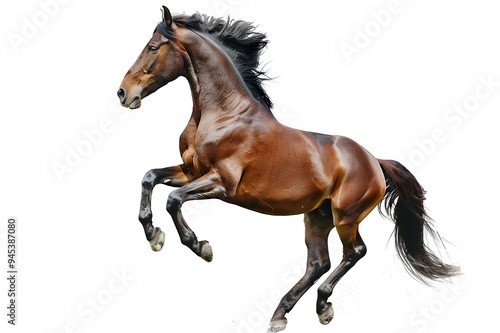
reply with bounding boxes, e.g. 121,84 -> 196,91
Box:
180,128 -> 231,176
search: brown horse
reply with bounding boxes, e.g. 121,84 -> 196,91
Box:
117,6 -> 459,332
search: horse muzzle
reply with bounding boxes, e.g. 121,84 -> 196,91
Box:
117,88 -> 142,109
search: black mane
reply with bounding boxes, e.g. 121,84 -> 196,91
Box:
155,13 -> 273,111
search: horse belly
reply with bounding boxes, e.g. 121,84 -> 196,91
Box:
228,156 -> 336,215
229,183 -> 328,215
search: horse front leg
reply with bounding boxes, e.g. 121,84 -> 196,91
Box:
166,169 -> 227,262
139,164 -> 194,251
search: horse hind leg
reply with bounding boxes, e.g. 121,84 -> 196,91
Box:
316,224 -> 366,325
268,202 -> 334,332
316,180 -> 385,325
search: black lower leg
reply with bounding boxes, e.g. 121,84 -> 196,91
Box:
141,220 -> 156,241
269,206 -> 333,331
138,165 -> 191,242
316,230 -> 366,321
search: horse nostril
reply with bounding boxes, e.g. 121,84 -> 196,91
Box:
117,88 -> 126,103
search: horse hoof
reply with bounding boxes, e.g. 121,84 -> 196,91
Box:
267,318 -> 287,332
149,227 -> 165,252
200,241 -> 213,262
318,302 -> 334,325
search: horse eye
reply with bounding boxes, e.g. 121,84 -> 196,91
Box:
149,45 -> 158,52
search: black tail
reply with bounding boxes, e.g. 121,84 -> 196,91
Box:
378,159 -> 460,284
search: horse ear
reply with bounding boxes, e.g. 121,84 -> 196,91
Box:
162,6 -> 173,27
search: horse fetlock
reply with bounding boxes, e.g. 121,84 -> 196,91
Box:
140,220 -> 155,241
317,284 -> 334,300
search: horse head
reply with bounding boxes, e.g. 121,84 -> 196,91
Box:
117,6 -> 185,109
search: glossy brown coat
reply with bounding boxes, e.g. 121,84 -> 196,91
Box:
118,7 -> 459,332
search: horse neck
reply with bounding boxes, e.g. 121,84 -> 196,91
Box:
180,29 -> 259,122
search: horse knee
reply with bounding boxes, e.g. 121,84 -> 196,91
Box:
317,284 -> 334,300
141,170 -> 157,190
166,193 -> 182,215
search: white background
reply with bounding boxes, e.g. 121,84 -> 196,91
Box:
1,0 -> 499,332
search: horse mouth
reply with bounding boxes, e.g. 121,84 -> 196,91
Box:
128,96 -> 142,109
